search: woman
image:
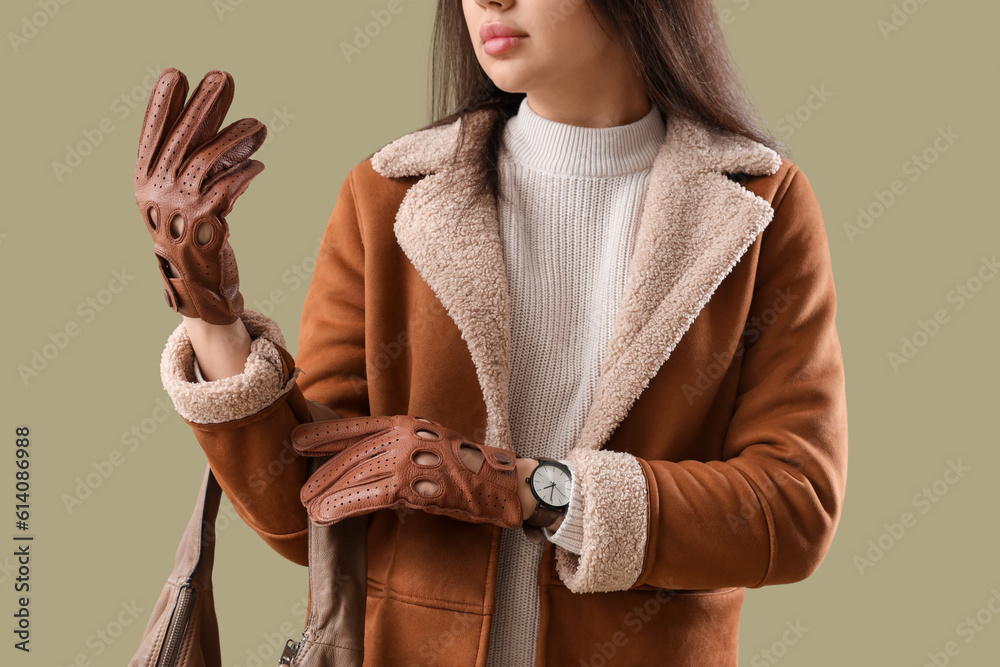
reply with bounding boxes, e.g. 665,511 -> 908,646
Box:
135,0 -> 848,664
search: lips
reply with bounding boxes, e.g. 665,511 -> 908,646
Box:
479,21 -> 527,42
480,21 -> 527,55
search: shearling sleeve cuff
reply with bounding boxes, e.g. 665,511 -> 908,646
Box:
543,459 -> 584,555
159,309 -> 300,424
552,448 -> 650,593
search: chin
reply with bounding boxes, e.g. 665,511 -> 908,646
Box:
490,82 -> 526,95
480,68 -> 532,96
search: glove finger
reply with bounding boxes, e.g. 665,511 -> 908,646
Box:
182,117 -> 267,188
306,470 -> 398,525
159,70 -> 235,176
301,454 -> 395,505
300,456 -> 344,505
303,423 -> 449,503
135,68 -> 188,179
203,159 -> 265,221
291,416 -> 400,456
319,444 -> 402,493
305,494 -> 382,527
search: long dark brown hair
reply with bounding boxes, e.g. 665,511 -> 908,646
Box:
421,0 -> 789,206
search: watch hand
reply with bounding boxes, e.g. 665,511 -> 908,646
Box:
538,482 -> 554,503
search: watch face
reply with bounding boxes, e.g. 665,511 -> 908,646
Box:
530,462 -> 571,508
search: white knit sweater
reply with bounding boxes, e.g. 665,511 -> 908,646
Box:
486,97 -> 665,666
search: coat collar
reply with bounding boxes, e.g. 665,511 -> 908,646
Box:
370,106 -> 782,454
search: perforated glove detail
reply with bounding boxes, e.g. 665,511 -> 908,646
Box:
134,67 -> 266,325
291,415 -> 524,529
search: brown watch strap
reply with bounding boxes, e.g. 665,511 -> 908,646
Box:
525,505 -> 562,528
522,507 -> 563,545
522,524 -> 546,544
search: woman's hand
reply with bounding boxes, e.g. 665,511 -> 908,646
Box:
291,415 -> 526,529
134,67 -> 266,326
414,451 -> 560,529
426,450 -> 550,525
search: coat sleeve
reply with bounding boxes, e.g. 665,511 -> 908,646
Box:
552,166 -> 849,593
158,169 -> 371,567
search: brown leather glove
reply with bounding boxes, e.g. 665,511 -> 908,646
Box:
291,415 -> 524,529
134,67 -> 267,325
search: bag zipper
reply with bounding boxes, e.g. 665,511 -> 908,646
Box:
158,582 -> 195,667
279,634 -> 304,665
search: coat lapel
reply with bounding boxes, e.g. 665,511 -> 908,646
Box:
370,106 -> 782,455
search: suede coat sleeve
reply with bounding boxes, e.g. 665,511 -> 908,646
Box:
627,167 -> 849,590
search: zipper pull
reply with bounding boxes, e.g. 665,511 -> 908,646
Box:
278,638 -> 300,665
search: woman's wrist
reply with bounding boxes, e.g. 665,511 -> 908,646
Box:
515,457 -> 538,522
181,315 -> 253,381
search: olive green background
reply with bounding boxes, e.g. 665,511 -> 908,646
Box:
1,0 -> 996,665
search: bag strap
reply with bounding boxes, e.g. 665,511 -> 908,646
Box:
280,458 -> 366,665
168,462 -> 221,588
280,400 -> 367,665
127,462 -> 222,667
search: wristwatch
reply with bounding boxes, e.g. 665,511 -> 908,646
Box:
522,457 -> 572,544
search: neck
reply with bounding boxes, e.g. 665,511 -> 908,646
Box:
501,96 -> 666,178
523,89 -> 653,129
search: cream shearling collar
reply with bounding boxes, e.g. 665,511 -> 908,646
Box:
370,106 -> 782,457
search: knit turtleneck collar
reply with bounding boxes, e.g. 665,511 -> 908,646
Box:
500,96 -> 666,178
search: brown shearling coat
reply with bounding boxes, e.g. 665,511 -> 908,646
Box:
166,105 -> 848,666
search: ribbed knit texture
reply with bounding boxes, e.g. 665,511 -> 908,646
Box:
487,96 -> 665,667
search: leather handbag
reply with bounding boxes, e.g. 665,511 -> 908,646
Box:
128,453 -> 368,666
